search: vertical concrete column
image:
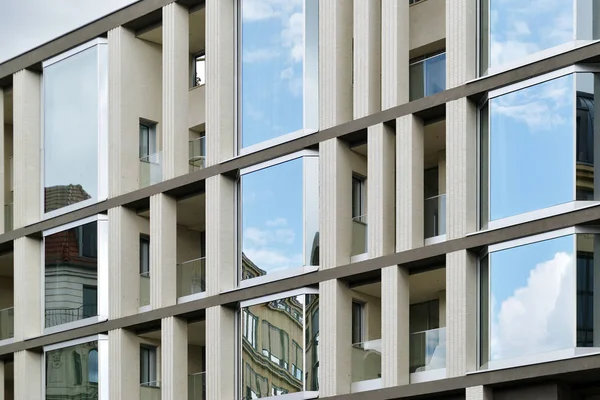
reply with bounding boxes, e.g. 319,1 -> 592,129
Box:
446,98 -> 477,240
162,2 -> 189,179
320,0 -> 353,129
108,27 -> 139,196
14,350 -> 42,400
367,123 -> 395,257
396,115 -> 424,251
353,0 -> 381,119
381,0 -> 409,109
205,306 -> 235,400
381,266 -> 410,387
109,207 -> 139,318
319,279 -> 352,396
446,250 -> 477,377
13,69 -> 41,229
162,316 -> 188,400
0,88 -> 5,234
438,151 -> 447,194
150,193 -> 177,309
109,329 -> 139,400
13,237 -> 42,341
206,0 -> 234,165
467,385 -> 493,400
0,359 -> 4,400
446,0 -> 477,88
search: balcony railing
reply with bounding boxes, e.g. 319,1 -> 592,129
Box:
410,327 -> 446,373
177,257 -> 206,298
351,339 -> 382,383
4,203 -> 12,232
424,194 -> 446,239
188,372 -> 206,400
45,304 -> 97,327
351,215 -> 368,256
0,307 -> 14,341
140,152 -> 162,188
140,272 -> 150,307
409,52 -> 446,101
189,137 -> 206,172
140,381 -> 161,400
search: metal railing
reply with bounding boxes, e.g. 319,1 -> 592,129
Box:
409,327 -> 446,373
177,257 -> 206,298
188,372 -> 206,400
140,152 -> 162,188
4,203 -> 12,232
140,272 -> 151,307
351,215 -> 368,256
351,339 -> 382,383
140,381 -> 161,400
0,307 -> 13,340
424,194 -> 446,239
189,137 -> 206,172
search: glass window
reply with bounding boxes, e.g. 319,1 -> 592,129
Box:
140,236 -> 150,274
409,53 -> 446,101
240,0 -> 318,150
45,221 -> 99,329
351,301 -> 363,344
140,345 -> 158,386
43,41 -> 107,215
193,52 -> 206,87
45,340 -> 100,399
240,154 -> 319,283
352,177 -> 365,218
139,123 -> 157,159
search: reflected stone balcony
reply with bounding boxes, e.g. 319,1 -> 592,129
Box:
177,257 -> 206,299
140,152 -> 162,188
140,272 -> 150,307
140,381 -> 160,400
189,137 -> 206,173
410,327 -> 446,383
0,307 -> 13,341
4,203 -> 12,233
351,339 -> 382,392
188,372 -> 206,400
424,194 -> 446,240
351,215 -> 368,257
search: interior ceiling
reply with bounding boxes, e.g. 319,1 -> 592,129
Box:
140,320 -> 205,346
137,8 -> 206,55
3,90 -> 13,125
0,252 -> 13,277
137,194 -> 205,231
352,266 -> 446,304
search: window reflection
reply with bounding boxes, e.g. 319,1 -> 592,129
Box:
46,341 -> 99,399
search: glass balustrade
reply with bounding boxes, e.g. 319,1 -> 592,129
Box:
140,381 -> 161,400
140,151 -> 162,188
188,372 -> 206,400
409,327 -> 446,373
189,137 -> 206,172
0,307 -> 14,341
140,272 -> 150,307
424,194 -> 446,239
177,257 -> 206,298
351,339 -> 382,383
351,215 -> 368,256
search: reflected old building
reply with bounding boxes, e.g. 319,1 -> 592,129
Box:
45,341 -> 99,400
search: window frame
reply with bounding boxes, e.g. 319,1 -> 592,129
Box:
140,345 -> 158,387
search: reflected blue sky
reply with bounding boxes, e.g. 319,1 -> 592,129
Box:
490,235 -> 575,360
241,0 -> 304,148
489,75 -> 574,221
489,0 -> 573,69
242,159 -> 304,277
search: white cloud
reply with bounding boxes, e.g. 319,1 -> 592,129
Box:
282,12 -> 304,63
513,21 -> 531,36
244,248 -> 303,271
491,251 -> 574,360
242,0 -> 302,21
266,218 -> 287,227
243,48 -> 280,63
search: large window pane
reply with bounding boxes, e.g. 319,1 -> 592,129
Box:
45,221 -> 98,328
240,0 -> 318,149
46,341 -> 99,399
44,42 -> 107,214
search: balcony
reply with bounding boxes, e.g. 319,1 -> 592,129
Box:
410,327 -> 446,382
351,215 -> 368,257
424,194 -> 446,240
140,272 -> 150,307
351,339 -> 382,391
4,203 -> 12,232
177,257 -> 206,299
140,152 -> 162,188
188,372 -> 206,400
0,307 -> 13,341
140,381 -> 161,400
189,137 -> 206,173
409,52 -> 446,101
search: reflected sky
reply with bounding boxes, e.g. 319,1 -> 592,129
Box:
490,235 -> 575,360
241,0 -> 305,148
489,75 -> 574,221
489,0 -> 573,69
242,159 -> 304,277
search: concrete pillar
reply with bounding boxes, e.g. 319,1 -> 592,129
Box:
319,279 -> 352,396
161,316 -> 188,400
109,329 -> 139,400
108,27 -> 140,196
13,350 -> 41,400
0,88 -> 5,234
381,0 -> 409,109
206,0 -> 235,165
109,207 -> 139,318
446,250 -> 477,377
13,237 -> 42,341
205,306 -> 235,400
467,385 -> 493,400
396,115 -> 424,251
150,194 -> 177,309
353,0 -> 381,119
438,150 -> 447,193
320,138 -> 353,268
13,69 -> 41,229
446,98 -> 477,240
0,360 -> 4,400
381,265 -> 410,387
320,0 -> 353,129
367,123 -> 395,257
446,0 -> 477,88
162,2 -> 189,179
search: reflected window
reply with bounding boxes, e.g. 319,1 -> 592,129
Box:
262,321 -> 289,368
43,40 -> 107,215
291,341 -> 303,380
243,309 -> 259,348
88,349 -> 98,384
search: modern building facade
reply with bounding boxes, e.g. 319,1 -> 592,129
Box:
0,0 -> 599,399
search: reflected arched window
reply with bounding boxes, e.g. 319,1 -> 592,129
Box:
88,349 -> 98,384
